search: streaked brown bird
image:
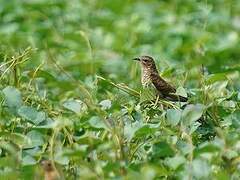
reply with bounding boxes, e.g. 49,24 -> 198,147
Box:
133,55 -> 188,102
40,160 -> 61,180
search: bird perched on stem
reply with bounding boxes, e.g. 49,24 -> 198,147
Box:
40,160 -> 61,180
133,55 -> 188,102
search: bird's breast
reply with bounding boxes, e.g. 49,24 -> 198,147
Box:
141,68 -> 152,87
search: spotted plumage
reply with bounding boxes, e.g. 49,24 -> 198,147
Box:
133,55 -> 188,102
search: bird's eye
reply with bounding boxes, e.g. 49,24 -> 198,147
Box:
143,59 -> 148,62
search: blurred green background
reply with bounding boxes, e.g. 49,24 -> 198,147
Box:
1,0 -> 240,75
1,0 -> 240,179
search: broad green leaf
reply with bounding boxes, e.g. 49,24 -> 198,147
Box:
227,110 -> 240,128
18,106 -> 46,125
214,171 -> 231,180
208,81 -> 228,98
192,159 -> 210,178
24,130 -> 44,148
189,121 -> 201,134
124,121 -> 142,141
165,155 -> 186,170
238,92 -> 240,101
161,68 -> 174,77
194,143 -> 221,157
213,31 -> 238,52
0,157 -> 16,168
140,165 -> 156,180
0,167 -> 18,179
55,154 -> 69,165
176,140 -> 192,155
166,109 -> 182,126
182,104 -> 205,126
99,99 -> 112,110
54,148 -> 69,165
206,73 -> 228,85
176,87 -> 187,98
2,86 -> 22,110
0,132 -> 28,146
141,164 -> 170,179
20,165 -> 36,180
63,99 -> 87,114
24,147 -> 41,156
152,141 -> 175,158
27,70 -> 56,81
88,116 -> 107,129
63,145 -> 88,158
35,118 -> 57,129
0,140 -> 19,155
22,155 -> 36,166
223,149 -> 238,160
134,125 -> 157,138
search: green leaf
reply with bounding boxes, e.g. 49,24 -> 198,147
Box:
192,159 -> 210,178
238,92 -> 240,101
152,141 -> 175,158
0,132 -> 28,146
176,140 -> 192,155
206,73 -> 228,85
223,149 -> 238,160
161,68 -> 174,77
0,157 -> 16,168
27,70 -> 56,81
166,109 -> 182,126
54,148 -> 69,165
24,147 -> 41,156
189,121 -> 201,134
24,130 -> 44,148
63,146 -> 88,158
99,99 -> 112,110
134,125 -> 157,138
208,81 -> 228,99
194,143 -> 221,157
18,106 -> 46,125
165,155 -> 186,170
2,86 -> 22,110
0,140 -> 19,155
22,155 -> 36,166
63,99 -> 87,114
176,87 -> 187,98
140,164 -> 170,178
124,121 -> 142,141
35,118 -> 57,129
182,104 -> 205,126
88,116 -> 107,129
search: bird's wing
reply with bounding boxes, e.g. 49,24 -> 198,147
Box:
151,72 -> 188,102
150,72 -> 176,94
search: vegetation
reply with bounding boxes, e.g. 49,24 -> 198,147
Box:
0,0 -> 240,179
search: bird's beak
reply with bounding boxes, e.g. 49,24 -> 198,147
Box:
133,57 -> 140,61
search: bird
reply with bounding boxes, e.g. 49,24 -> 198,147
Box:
40,160 -> 61,180
133,55 -> 188,102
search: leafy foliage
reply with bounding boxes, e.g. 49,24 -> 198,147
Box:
0,0 -> 240,179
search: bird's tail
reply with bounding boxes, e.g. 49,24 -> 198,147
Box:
165,93 -> 188,102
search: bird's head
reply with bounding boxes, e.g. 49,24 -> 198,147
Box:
40,160 -> 54,172
133,55 -> 156,70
